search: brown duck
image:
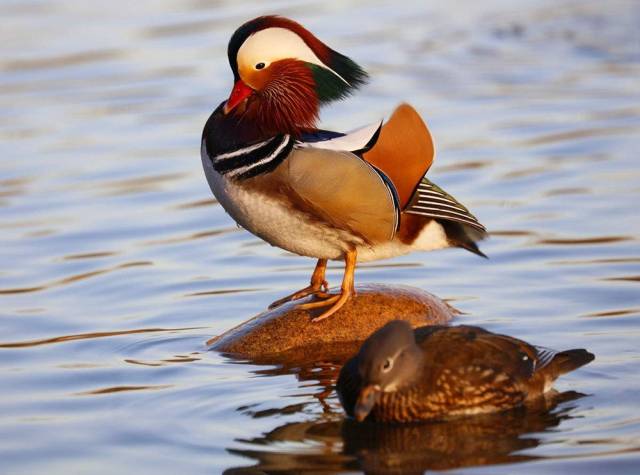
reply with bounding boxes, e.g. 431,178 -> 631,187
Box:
336,320 -> 594,423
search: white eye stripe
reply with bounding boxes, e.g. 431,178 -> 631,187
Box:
237,27 -> 349,85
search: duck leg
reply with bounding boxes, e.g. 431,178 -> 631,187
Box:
268,258 -> 330,309
297,249 -> 357,322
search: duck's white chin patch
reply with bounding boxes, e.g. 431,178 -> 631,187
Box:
382,382 -> 399,392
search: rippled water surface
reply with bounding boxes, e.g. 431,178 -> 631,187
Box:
1,0 -> 639,473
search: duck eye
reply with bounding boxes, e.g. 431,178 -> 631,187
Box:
382,358 -> 393,372
255,62 -> 265,70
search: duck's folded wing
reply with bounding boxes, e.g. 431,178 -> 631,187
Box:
419,326 -> 538,406
275,147 -> 399,244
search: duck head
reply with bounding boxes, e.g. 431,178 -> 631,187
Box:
223,16 -> 368,137
354,320 -> 423,422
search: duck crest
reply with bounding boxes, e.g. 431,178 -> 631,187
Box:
227,15 -> 368,104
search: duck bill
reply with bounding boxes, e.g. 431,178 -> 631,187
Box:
354,385 -> 381,422
223,80 -> 254,114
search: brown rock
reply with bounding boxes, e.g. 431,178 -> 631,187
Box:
207,284 -> 457,363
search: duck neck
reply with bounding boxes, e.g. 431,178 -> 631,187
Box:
203,100 -> 317,156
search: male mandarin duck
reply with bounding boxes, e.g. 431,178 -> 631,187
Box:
336,321 -> 594,423
201,16 -> 487,321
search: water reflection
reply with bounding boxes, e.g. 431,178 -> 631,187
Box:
226,356 -> 587,473
340,393 -> 582,473
225,372 -> 584,474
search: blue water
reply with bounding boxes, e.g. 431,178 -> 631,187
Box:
1,0 -> 639,473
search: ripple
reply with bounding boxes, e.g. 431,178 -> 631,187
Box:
142,227 -> 238,246
62,251 -> 118,261
551,257 -> 640,266
604,275 -> 640,283
519,125 -> 636,146
502,165 -> 548,179
537,236 -> 632,246
184,288 -> 265,297
491,229 -> 538,237
96,173 -> 186,196
544,187 -> 590,197
142,18 -> 225,39
1,49 -> 123,72
358,262 -> 423,269
437,160 -> 491,172
0,261 -> 152,295
76,385 -> 172,396
584,308 -> 640,318
0,327 -> 201,349
172,198 -> 218,210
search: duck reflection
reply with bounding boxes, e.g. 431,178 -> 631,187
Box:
224,355 -> 586,474
226,391 -> 585,473
341,391 -> 584,473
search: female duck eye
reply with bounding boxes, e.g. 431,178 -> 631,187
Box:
255,62 -> 265,70
382,358 -> 392,372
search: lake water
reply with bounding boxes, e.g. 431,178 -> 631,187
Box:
1,0 -> 639,473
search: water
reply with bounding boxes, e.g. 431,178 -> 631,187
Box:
1,0 -> 639,473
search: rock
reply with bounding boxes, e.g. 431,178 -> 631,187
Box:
207,284 -> 457,363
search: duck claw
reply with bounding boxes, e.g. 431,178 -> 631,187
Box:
269,285 -> 328,309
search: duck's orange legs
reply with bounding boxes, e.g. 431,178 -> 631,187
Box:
297,249 -> 357,322
269,258 -> 329,309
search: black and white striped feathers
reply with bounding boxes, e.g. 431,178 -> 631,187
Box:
210,134 -> 294,180
405,179 -> 487,234
205,121 -> 383,182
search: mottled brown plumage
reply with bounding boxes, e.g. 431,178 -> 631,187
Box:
337,321 -> 594,423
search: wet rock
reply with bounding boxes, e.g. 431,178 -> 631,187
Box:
208,284 -> 457,363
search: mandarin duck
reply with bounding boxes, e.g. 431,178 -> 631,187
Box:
201,16 -> 488,321
336,320 -> 594,423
